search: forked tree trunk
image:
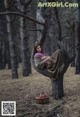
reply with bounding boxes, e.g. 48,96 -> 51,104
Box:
36,2 -> 65,99
4,0 -> 18,79
51,59 -> 72,99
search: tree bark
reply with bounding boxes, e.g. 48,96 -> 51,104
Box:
4,0 -> 18,78
75,3 -> 80,74
0,40 -> 3,69
71,37 -> 75,67
51,74 -> 64,99
6,40 -> 11,69
19,3 -> 30,76
75,22 -> 80,74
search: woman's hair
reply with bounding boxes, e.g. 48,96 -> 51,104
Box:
33,42 -> 43,55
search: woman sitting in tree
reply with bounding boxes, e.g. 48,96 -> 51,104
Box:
34,43 -> 51,68
33,42 -> 74,76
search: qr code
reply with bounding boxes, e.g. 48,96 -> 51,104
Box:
1,101 -> 16,116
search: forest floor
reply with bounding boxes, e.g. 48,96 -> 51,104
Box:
0,66 -> 80,117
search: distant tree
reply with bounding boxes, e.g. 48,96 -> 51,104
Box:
66,19 -> 75,67
75,0 -> 80,74
17,0 -> 32,76
0,1 -> 6,69
4,0 -> 18,79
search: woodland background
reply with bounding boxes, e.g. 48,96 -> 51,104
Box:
0,0 -> 80,117
0,0 -> 80,78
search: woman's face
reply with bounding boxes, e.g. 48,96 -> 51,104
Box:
36,45 -> 42,52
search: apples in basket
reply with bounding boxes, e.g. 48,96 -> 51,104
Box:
35,92 -> 49,104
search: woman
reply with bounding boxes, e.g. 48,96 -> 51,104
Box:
34,43 -> 51,68
33,42 -> 74,75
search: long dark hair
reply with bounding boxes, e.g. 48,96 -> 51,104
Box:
33,42 -> 43,55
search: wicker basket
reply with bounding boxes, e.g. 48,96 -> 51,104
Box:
35,93 -> 49,104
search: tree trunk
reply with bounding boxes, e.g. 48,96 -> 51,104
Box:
75,23 -> 80,74
0,39 -> 3,69
36,2 -> 65,99
71,37 -> 75,67
75,4 -> 80,74
4,0 -> 18,78
51,75 -> 64,99
19,4 -> 30,76
6,40 -> 11,69
72,24 -> 75,67
23,7 -> 32,74
0,18 -> 6,69
1,39 -> 6,69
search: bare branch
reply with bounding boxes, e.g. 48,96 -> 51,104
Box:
62,35 -> 70,40
54,7 -> 62,41
0,11 -> 45,26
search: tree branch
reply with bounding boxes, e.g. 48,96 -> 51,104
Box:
54,8 -> 62,41
0,11 -> 45,26
40,24 -> 47,46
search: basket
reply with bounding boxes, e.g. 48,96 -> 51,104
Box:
35,93 -> 49,104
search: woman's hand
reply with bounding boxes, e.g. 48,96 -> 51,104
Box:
41,56 -> 50,60
40,56 -> 51,63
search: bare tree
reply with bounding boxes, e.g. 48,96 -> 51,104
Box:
18,0 -> 32,76
4,0 -> 18,79
35,4 -> 64,99
75,0 -> 80,74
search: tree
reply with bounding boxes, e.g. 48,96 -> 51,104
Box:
35,2 -> 64,99
74,0 -> 80,74
35,0 -> 76,99
18,0 -> 32,76
4,0 -> 18,79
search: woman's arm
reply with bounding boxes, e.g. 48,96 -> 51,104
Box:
40,56 -> 51,64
